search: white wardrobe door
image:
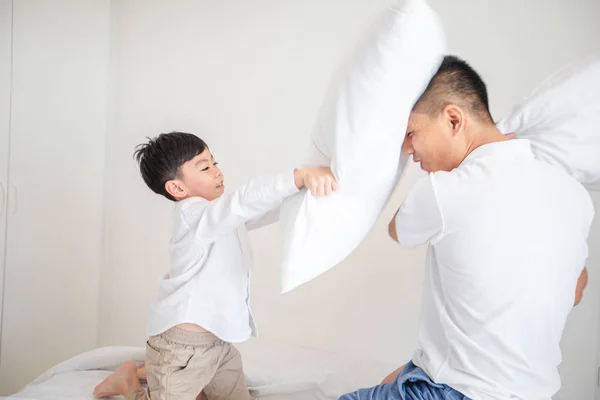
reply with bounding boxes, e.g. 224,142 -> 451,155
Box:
0,0 -> 13,376
0,1 -> 110,394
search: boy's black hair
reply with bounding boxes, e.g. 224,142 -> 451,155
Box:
134,131 -> 208,201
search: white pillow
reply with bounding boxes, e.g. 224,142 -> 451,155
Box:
279,0 -> 446,293
497,54 -> 600,191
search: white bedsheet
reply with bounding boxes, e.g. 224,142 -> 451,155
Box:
6,339 -> 396,400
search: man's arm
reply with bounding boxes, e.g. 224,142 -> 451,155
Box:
388,212 -> 399,242
380,363 -> 407,385
574,267 -> 588,306
388,174 -> 444,248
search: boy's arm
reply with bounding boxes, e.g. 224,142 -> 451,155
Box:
182,172 -> 298,243
246,206 -> 281,232
245,165 -> 340,232
183,167 -> 336,242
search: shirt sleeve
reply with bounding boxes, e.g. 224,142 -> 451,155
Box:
395,173 -> 444,248
181,172 -> 299,242
245,205 -> 281,232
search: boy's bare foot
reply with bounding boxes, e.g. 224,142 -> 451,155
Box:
93,361 -> 142,398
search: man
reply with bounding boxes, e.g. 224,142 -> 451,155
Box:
340,56 -> 594,400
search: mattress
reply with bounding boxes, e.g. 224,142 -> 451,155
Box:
6,338 -> 397,400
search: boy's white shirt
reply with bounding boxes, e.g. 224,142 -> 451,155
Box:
147,171 -> 298,343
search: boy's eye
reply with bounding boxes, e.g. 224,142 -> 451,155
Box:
200,162 -> 218,171
406,131 -> 414,138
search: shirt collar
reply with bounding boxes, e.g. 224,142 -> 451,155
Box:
460,138 -> 534,167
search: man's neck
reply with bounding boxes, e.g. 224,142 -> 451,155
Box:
464,125 -> 508,158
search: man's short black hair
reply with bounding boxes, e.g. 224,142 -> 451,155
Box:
134,131 -> 208,201
414,55 -> 493,123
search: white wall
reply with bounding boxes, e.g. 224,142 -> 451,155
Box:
0,0 -> 110,394
0,0 -> 13,364
97,0 -> 600,398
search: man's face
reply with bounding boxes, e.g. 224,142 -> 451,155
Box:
402,110 -> 462,173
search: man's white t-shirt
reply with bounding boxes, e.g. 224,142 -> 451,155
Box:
395,139 -> 594,400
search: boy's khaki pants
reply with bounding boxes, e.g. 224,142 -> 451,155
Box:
128,327 -> 252,400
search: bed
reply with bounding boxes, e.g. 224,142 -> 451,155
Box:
6,338 -> 397,399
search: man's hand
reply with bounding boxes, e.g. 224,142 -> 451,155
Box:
294,167 -> 339,196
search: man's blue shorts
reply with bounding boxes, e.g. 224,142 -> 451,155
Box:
339,361 -> 471,400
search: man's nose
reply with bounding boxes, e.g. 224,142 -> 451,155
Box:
401,139 -> 413,155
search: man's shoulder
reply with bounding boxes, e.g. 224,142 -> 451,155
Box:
426,162 -> 514,210
427,169 -> 468,196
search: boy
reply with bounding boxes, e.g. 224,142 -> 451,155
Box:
94,131 -> 338,400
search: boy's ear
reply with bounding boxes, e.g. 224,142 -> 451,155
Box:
165,179 -> 186,199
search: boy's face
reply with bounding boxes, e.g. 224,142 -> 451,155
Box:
165,148 -> 224,201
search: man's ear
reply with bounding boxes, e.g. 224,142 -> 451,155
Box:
442,104 -> 465,136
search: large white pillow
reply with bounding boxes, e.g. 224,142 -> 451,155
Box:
279,0 -> 445,293
497,54 -> 600,191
